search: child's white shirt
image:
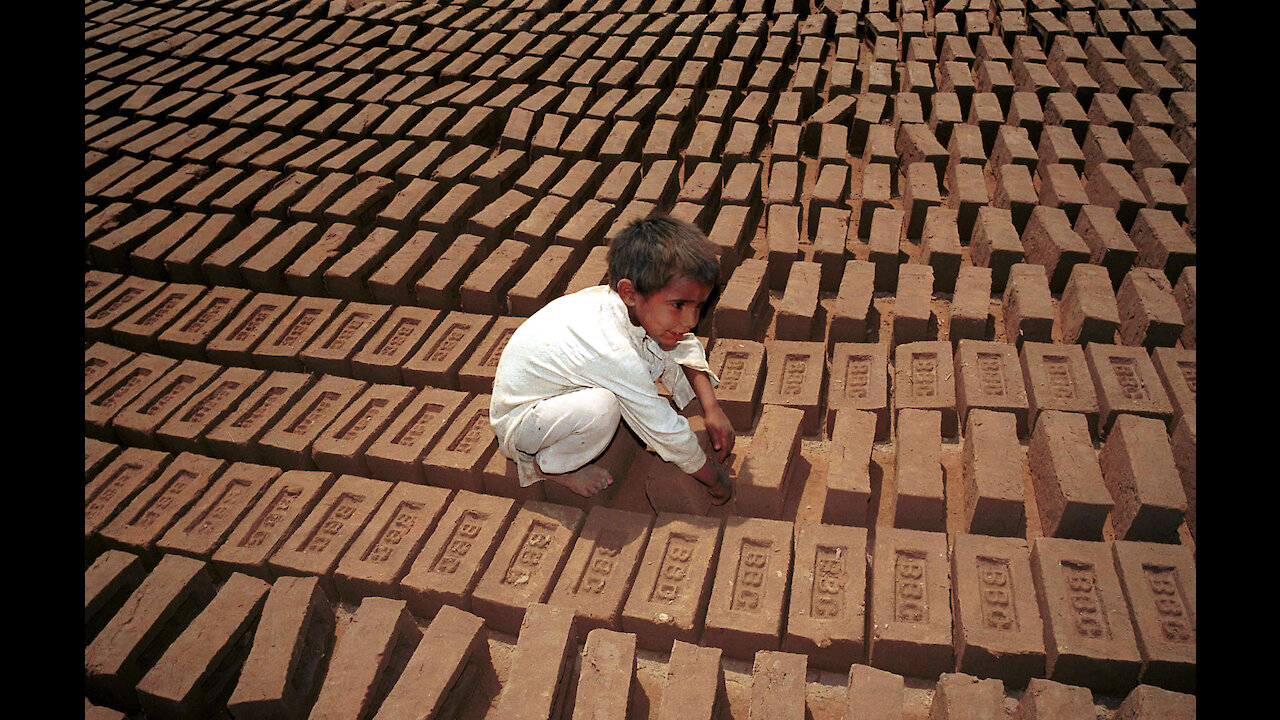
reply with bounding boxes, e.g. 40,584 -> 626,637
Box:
489,284 -> 719,486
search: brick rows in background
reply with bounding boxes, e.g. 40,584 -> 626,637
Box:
85,3 -> 1197,302
84,503 -> 1196,717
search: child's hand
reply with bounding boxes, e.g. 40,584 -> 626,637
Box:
704,404 -> 736,463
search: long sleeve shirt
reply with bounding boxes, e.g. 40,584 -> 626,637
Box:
489,284 -> 719,486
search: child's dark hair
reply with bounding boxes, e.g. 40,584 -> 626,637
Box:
606,214 -> 719,295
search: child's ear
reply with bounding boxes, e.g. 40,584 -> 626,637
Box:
616,278 -> 638,306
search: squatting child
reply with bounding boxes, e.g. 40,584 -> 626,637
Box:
489,215 -> 736,500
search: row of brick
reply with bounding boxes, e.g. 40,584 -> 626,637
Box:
84,472 -> 1197,701
84,331 -> 1194,540
83,255 -> 1196,438
84,543 -> 1198,719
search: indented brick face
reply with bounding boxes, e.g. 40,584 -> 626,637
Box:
1111,541 -> 1197,693
702,516 -> 793,660
761,340 -> 826,436
951,534 -> 1046,686
868,527 -> 953,679
1019,342 -> 1100,436
111,360 -> 222,449
827,343 -> 890,446
546,506 -> 653,640
402,311 -> 495,389
707,338 -> 766,432
894,340 -> 959,436
267,474 -> 392,590
350,306 -> 442,384
157,461 -> 280,561
1030,537 -> 1142,694
783,523 -> 868,671
86,353 -> 180,441
621,512 -> 722,653
332,481 -> 451,604
257,375 -> 369,470
1083,343 -> 1174,437
311,383 -> 415,477
954,339 -> 1030,436
99,452 -> 227,561
156,366 -> 267,456
457,315 -> 525,394
212,470 -> 335,579
399,489 -> 516,618
469,500 -> 585,635
422,393 -> 498,492
299,302 -> 391,376
85,447 -> 173,541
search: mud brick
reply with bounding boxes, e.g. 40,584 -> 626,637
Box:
743,650 -> 807,720
1021,206 -> 1091,292
961,410 -> 1029,539
85,554 -> 216,712
1034,165 -> 1089,226
946,265 -> 992,344
1128,209 -> 1195,284
1059,263 -> 1120,345
309,384 -> 414,477
609,512 -> 722,653
327,482 -> 450,604
405,236 -> 482,311
700,516 -> 793,660
1114,685 -> 1199,720
891,264 -> 934,348
763,204 -> 801,292
1019,342 -> 1101,436
1042,93 -> 1092,148
896,124 -> 949,188
817,407 -> 876,526
779,523 -> 868,671
929,92 -> 964,149
304,596 -> 421,720
1088,93 -> 1136,142
1098,415 -> 1187,542
1012,677 -> 1098,719
85,447 -> 174,554
914,210 -> 962,295
468,500 -> 585,634
86,276 -> 165,342
647,642 -> 721,720
1115,267 -> 1184,349
203,370 -> 315,464
86,549 -> 149,647
867,526 -> 953,678
85,436 -> 122,483
760,341 -> 825,438
707,203 -> 753,277
396,491 -> 513,619
867,207 -> 905,292
901,163 -> 943,241
1083,124 -> 1136,177
891,408 -> 945,530
1135,168 -> 1188,226
85,269 -> 124,311
563,245 -> 611,295
111,283 -> 208,353
1030,536 -> 1143,693
942,163 -> 986,245
514,156 -> 568,197
491,603 -> 576,720
257,376 -> 367,469
421,393 -> 499,492
1002,264 -> 1055,347
929,673 -> 1008,720
363,387 -> 466,484
297,302 -> 390,377
595,161 -> 642,206
1028,410 -> 1112,539
373,607 -> 487,720
704,339 -> 766,432
400,311 -> 493,389
153,366 -> 264,455
111,359 -> 222,449
1127,95 -> 1174,137
252,296 -> 343,371
225,577 -> 334,720
829,260 -> 875,344
457,316 -> 526,394
854,163 -> 894,240
95,449 -> 221,556
894,341 -> 959,437
1069,210 -> 1135,291
203,293 -> 295,367
728,405 -> 800,519
957,532 -> 1044,681
506,244 -> 575,317
372,178 -> 440,231
455,240 -> 532,316
1110,541 -> 1197,693
975,61 -> 1016,115
134,571 -> 270,720
774,261 -> 820,342
1126,126 -> 1189,185
714,258 -> 768,339
955,340 -> 1031,437
86,351 -> 179,441
545,507 -> 654,641
1003,93 -> 1045,150
992,164 -> 1039,235
840,664 -> 904,720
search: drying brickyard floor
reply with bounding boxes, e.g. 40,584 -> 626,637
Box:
83,0 -> 1199,717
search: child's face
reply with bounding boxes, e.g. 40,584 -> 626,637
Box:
619,274 -> 714,351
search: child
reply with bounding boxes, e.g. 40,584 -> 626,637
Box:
489,215 -> 736,501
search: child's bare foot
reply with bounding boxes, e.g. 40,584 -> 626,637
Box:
541,464 -> 613,497
697,467 -> 733,506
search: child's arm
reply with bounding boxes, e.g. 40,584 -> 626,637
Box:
682,364 -> 736,463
